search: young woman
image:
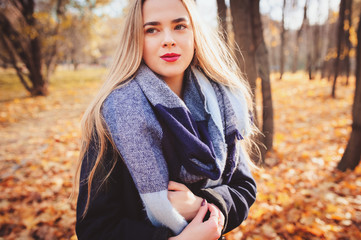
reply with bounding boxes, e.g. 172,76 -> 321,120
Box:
75,0 -> 258,239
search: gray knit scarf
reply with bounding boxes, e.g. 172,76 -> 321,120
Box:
102,64 -> 252,234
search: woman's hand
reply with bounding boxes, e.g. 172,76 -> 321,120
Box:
168,181 -> 203,221
169,200 -> 225,240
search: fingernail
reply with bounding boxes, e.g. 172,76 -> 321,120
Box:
201,199 -> 207,206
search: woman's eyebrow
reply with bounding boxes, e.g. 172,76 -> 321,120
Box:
143,17 -> 189,27
143,21 -> 160,27
172,17 -> 188,23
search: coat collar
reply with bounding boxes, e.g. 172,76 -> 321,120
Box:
134,63 -> 251,138
135,63 -> 208,122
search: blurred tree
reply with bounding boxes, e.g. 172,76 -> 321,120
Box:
0,0 -> 63,96
321,8 -> 339,81
216,0 -> 228,41
230,0 -> 274,163
230,0 -> 257,115
344,0 -> 353,86
279,0 -> 286,80
337,10 -> 361,171
312,20 -> 324,76
332,0 -> 352,98
0,0 -> 112,95
292,0 -> 308,73
38,0 -> 67,79
304,0 -> 314,80
0,45 -> 9,68
252,0 -> 274,159
263,17 -> 280,73
59,12 -> 98,69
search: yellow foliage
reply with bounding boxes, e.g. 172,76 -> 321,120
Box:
2,70 -> 361,239
349,48 -> 356,58
344,19 -> 350,31
326,204 -> 338,213
34,12 -> 50,20
269,23 -> 279,36
271,40 -> 278,47
325,48 -> 338,61
330,11 -> 339,24
349,26 -> 358,46
285,223 -> 295,233
277,192 -> 291,205
95,0 -> 113,5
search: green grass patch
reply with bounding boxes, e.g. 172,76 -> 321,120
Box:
0,69 -> 29,101
50,67 -> 107,90
0,67 -> 107,101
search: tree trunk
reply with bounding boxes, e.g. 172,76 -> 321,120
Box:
321,6 -> 334,80
305,2 -> 314,80
231,0 -> 274,163
0,34 -> 32,92
216,0 -> 228,42
313,1 -> 324,75
29,33 -> 48,96
337,11 -> 361,171
230,0 -> 257,122
344,0 -> 352,86
0,0 -> 48,96
332,0 -> 347,98
279,0 -> 286,80
44,0 -> 66,79
230,0 -> 261,164
251,0 -> 274,155
292,0 -> 308,73
307,52 -> 313,80
312,24 -> 321,76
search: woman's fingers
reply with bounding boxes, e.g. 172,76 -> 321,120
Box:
168,181 -> 189,191
180,201 -> 223,240
167,190 -> 176,201
192,199 -> 208,223
208,204 -> 224,231
208,204 -> 219,222
218,211 -> 225,231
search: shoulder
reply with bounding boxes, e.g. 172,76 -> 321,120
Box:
102,79 -> 145,115
101,78 -> 152,133
103,79 -> 139,107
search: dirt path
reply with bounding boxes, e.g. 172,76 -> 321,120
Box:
0,86 -> 97,239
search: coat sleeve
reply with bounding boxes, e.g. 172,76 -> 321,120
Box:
76,198 -> 172,240
76,208 -> 172,240
76,141 -> 173,240
193,152 -> 257,234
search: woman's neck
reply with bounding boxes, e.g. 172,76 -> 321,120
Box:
163,73 -> 185,99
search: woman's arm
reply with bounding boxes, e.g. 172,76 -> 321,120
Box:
77,212 -> 171,240
77,175 -> 223,240
76,130 -> 182,240
194,158 -> 257,233
167,181 -> 203,221
76,142 -> 173,240
168,157 -> 256,234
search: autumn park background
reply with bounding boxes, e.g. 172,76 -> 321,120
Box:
1,0 -> 361,239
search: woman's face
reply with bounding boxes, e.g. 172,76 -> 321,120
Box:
142,0 -> 194,84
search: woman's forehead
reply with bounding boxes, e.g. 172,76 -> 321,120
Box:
142,0 -> 190,23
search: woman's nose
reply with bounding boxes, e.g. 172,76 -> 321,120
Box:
162,31 -> 176,47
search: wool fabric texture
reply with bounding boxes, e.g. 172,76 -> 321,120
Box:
101,64 -> 252,234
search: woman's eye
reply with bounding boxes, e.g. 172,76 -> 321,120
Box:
175,24 -> 186,30
145,28 -> 157,34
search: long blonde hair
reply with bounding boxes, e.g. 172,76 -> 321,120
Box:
73,0 -> 258,217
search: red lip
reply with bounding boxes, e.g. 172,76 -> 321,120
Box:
160,53 -> 180,62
